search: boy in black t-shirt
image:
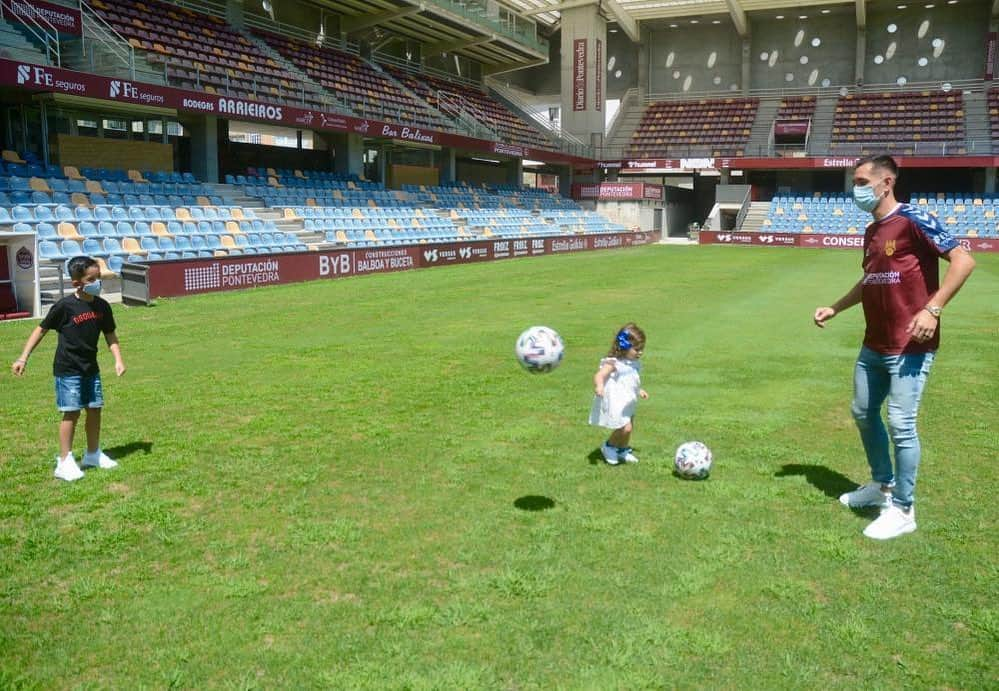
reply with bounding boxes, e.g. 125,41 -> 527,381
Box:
11,256 -> 126,481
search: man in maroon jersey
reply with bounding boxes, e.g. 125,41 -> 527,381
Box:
814,155 -> 975,540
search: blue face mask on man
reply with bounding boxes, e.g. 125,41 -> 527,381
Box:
852,179 -> 883,213
82,280 -> 102,297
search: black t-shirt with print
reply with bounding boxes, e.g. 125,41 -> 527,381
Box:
39,294 -> 116,376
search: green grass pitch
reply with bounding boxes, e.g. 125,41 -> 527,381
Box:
1,245 -> 997,688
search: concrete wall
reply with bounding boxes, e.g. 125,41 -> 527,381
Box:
864,3 -> 990,85
749,14 -> 856,90
647,25 -> 742,95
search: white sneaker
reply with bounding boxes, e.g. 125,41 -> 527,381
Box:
863,504 -> 917,540
82,449 -> 118,469
620,447 -> 639,464
601,442 -> 620,465
839,482 -> 891,509
54,453 -> 84,482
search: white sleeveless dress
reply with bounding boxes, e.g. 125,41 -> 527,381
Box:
588,357 -> 642,429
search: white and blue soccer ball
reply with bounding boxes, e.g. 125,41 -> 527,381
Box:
674,441 -> 713,480
515,326 -> 565,373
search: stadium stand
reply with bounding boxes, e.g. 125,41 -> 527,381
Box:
628,97 -> 759,158
774,96 -> 817,123
91,0 -> 330,108
989,89 -> 999,151
763,193 -> 998,237
830,91 -> 966,156
380,64 -> 552,150
252,30 -> 444,128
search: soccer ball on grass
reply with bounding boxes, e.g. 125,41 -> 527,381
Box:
674,441 -> 713,480
515,326 -> 564,373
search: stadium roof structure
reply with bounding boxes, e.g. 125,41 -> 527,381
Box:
503,0 -> 931,38
301,0 -> 551,72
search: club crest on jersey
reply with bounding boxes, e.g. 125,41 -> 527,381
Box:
884,240 -> 896,256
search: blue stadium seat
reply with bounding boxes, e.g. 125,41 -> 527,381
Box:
107,256 -> 124,273
82,238 -> 103,256
103,238 -> 127,256
39,240 -> 64,262
60,240 -> 83,257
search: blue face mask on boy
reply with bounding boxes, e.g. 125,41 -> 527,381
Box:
82,280 -> 102,297
852,182 -> 881,213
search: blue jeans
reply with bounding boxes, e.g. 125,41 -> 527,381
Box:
851,346 -> 935,509
55,374 -> 104,412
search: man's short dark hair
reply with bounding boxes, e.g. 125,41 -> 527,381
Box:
855,154 -> 899,178
66,255 -> 98,280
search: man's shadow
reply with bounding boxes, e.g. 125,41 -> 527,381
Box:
104,441 -> 153,460
775,464 -> 880,518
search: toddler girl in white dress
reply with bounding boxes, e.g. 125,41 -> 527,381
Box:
589,323 -> 649,465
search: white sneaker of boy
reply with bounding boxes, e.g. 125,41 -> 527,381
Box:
863,504 -> 917,540
619,447 -> 639,463
54,453 -> 84,482
601,442 -> 620,465
82,450 -> 118,469
839,482 -> 891,509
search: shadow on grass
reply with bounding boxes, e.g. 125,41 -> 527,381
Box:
514,495 -> 555,511
104,441 -> 153,460
587,447 -> 640,466
775,463 -> 880,519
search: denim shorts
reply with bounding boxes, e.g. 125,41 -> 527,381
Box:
54,374 -> 104,412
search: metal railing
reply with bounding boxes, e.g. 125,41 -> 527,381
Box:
437,90 -> 499,140
0,0 -> 60,66
605,87 -> 638,139
486,79 -> 591,156
79,0 -> 134,79
734,187 -> 751,230
645,78 -> 988,104
419,0 -> 547,56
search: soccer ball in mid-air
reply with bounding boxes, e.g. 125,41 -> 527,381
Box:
674,441 -> 713,480
515,326 -> 565,373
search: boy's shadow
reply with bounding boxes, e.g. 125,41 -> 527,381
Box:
104,441 -> 153,460
775,463 -> 880,518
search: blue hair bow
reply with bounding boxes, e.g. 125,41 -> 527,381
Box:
616,330 -> 632,351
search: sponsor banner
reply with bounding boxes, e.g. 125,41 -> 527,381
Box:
142,232 -> 662,298
573,39 -> 587,112
619,155 -> 999,171
774,120 -> 810,136
699,231 -> 999,252
572,182 -> 663,201
0,58 -> 592,166
597,160 -> 622,169
987,32 -> 998,81
594,39 -> 602,112
4,0 -> 81,35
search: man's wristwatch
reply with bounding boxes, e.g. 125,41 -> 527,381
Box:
924,305 -> 942,318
